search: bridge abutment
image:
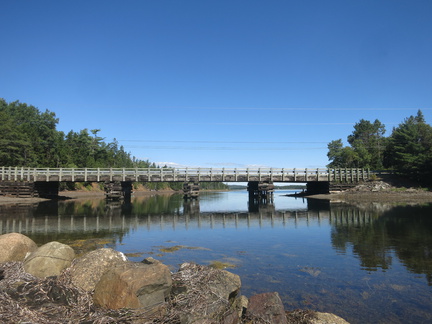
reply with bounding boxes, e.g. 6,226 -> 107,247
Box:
0,181 -> 59,198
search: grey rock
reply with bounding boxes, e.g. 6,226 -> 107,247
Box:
68,248 -> 128,291
23,241 -> 75,278
93,260 -> 172,310
311,312 -> 350,324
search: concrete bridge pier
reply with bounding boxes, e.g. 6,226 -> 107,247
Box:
247,181 -> 275,204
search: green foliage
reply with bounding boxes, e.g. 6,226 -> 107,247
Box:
327,139 -> 359,168
328,111 -> 432,186
0,98 -> 150,169
0,98 -> 59,166
384,110 -> 432,184
327,119 -> 386,169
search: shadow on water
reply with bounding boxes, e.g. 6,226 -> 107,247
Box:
1,192 -> 432,323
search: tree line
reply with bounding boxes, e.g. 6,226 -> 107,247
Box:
327,110 -> 432,185
0,99 -> 227,190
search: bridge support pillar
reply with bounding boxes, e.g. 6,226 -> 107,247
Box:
104,181 -> 132,201
34,181 -> 60,198
247,181 -> 274,204
306,181 -> 330,195
183,182 -> 199,199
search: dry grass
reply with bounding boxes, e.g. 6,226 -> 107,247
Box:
0,262 -> 236,324
0,262 -> 151,323
0,261 -> 318,323
158,262 -> 235,323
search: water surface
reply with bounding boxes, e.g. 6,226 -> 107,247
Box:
1,190 -> 431,324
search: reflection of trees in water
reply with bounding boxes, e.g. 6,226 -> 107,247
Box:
131,194 -> 183,215
330,204 -> 432,285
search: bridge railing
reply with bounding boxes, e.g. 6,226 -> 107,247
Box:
0,166 -> 370,183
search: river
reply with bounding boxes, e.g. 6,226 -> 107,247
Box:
1,190 -> 431,324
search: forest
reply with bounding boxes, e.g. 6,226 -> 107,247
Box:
0,98 -> 227,191
327,110 -> 432,186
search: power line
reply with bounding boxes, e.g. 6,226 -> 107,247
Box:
122,145 -> 327,151
184,107 -> 431,111
118,139 -> 329,144
145,122 -> 366,125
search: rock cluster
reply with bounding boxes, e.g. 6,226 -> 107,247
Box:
0,233 -> 349,323
348,181 -> 394,192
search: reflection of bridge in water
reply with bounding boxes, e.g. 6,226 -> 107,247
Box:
0,202 -> 377,236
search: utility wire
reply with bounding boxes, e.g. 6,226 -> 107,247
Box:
122,145 -> 327,151
118,139 -> 329,144
183,107 -> 431,111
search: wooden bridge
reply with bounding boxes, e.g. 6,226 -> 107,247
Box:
0,167 -> 371,199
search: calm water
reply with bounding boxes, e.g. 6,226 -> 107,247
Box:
1,190 -> 432,324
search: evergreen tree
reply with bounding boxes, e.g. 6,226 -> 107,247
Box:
348,119 -> 386,169
327,139 -> 359,168
0,110 -> 31,165
327,119 -> 386,169
385,110 -> 432,184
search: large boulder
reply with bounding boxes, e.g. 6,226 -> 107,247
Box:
24,241 -> 75,278
312,312 -> 350,324
171,262 -> 242,323
244,292 -> 288,324
68,248 -> 128,291
0,233 -> 38,263
93,257 -> 172,310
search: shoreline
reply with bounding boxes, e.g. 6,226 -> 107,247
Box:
0,189 -> 179,205
306,190 -> 432,203
2,187 -> 432,205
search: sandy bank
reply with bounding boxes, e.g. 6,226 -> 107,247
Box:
0,189 -> 178,205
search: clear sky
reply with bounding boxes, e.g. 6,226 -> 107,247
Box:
1,0 -> 431,169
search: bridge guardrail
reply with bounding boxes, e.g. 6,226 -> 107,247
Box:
0,166 -> 371,183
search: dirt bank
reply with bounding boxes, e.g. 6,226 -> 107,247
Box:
0,189 -> 178,205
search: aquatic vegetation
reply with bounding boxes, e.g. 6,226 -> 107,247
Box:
159,245 -> 185,253
185,246 -> 211,251
67,238 -> 114,256
157,245 -> 211,253
208,260 -> 237,269
124,252 -> 144,258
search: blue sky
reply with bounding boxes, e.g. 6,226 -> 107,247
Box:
1,0 -> 431,169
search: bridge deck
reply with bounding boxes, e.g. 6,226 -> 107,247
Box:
1,167 -> 370,183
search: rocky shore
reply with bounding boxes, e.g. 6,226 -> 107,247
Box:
309,179 -> 432,203
0,233 -> 349,324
